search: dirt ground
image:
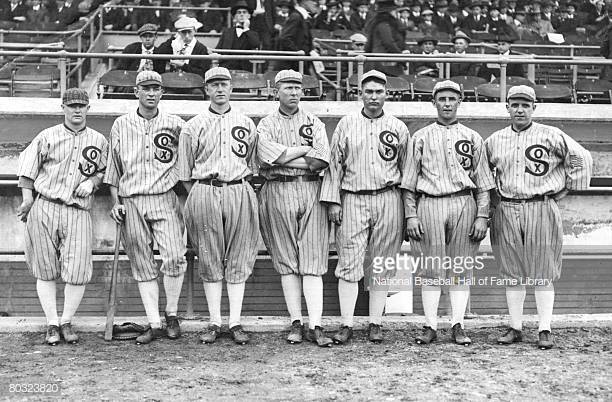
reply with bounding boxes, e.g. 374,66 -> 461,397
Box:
0,327 -> 611,401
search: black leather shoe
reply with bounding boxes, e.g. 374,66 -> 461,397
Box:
368,323 -> 383,343
497,327 -> 523,345
415,326 -> 437,345
332,325 -> 353,345
135,326 -> 164,345
537,330 -> 554,350
60,322 -> 79,344
165,313 -> 181,340
230,325 -> 250,345
304,326 -> 333,347
451,323 -> 472,346
45,325 -> 61,346
286,320 -> 303,344
200,324 -> 221,344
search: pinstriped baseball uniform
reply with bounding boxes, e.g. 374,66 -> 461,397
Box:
104,109 -> 187,282
320,110 -> 409,283
400,121 -> 496,279
257,108 -> 331,276
18,124 -> 108,285
178,107 -> 259,283
485,122 -> 593,281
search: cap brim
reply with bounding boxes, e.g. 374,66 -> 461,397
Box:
205,75 -> 232,83
63,100 -> 88,105
276,79 -> 302,85
507,94 -> 535,101
137,79 -> 162,86
139,30 -> 156,35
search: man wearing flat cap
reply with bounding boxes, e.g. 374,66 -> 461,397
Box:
18,88 -> 108,346
257,69 -> 333,347
217,0 -> 261,71
179,67 -> 259,346
321,70 -> 409,345
402,80 -> 495,346
413,35 -> 441,77
154,16 -> 211,78
117,23 -> 158,72
449,31 -> 478,76
485,85 -> 592,350
418,8 -> 440,35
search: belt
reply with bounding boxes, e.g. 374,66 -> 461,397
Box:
500,194 -> 547,203
38,194 -> 82,209
344,186 -> 396,196
421,189 -> 473,198
267,174 -> 321,183
197,178 -> 248,187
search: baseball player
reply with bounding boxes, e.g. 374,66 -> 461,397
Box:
401,80 -> 496,346
104,70 -> 187,345
485,85 -> 592,350
178,67 -> 259,345
257,69 -> 333,347
320,70 -> 409,344
17,88 -> 108,345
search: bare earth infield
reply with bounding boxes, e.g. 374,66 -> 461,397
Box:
0,327 -> 611,401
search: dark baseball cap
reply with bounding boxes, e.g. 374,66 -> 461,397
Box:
62,88 -> 89,106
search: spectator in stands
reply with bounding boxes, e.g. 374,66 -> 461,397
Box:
49,0 -> 79,27
217,0 -> 260,71
349,0 -> 372,31
339,0 -> 353,25
276,0 -> 316,70
462,1 -> 489,34
168,0 -> 196,27
586,0 -> 608,33
397,6 -> 416,32
499,1 -> 511,22
130,0 -> 166,32
525,9 -> 555,36
412,35 -> 440,76
409,1 -> 422,26
26,0 -> 49,25
508,9 -> 528,37
487,7 -> 507,35
314,0 -> 350,30
541,0 -> 554,21
199,0 -> 225,33
600,18 -> 612,79
554,3 -> 579,33
103,0 -> 132,30
117,23 -> 158,71
251,0 -> 278,50
433,0 -> 448,28
364,0 -> 408,76
154,16 -> 211,77
349,31 -> 367,50
438,2 -> 462,33
478,35 -> 524,80
418,8 -> 440,35
506,0 -> 517,18
0,0 -> 28,22
449,31 -> 477,75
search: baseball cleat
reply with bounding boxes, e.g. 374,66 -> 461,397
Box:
229,325 -> 250,345
451,323 -> 472,346
304,326 -> 333,347
497,327 -> 523,345
135,326 -> 164,345
332,325 -> 353,345
368,323 -> 383,343
165,313 -> 181,340
60,322 -> 79,344
200,324 -> 221,344
415,326 -> 437,345
537,330 -> 554,350
286,320 -> 303,344
45,325 -> 61,346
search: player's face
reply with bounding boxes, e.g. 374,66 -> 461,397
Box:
276,82 -> 303,109
135,83 -> 163,109
506,97 -> 536,129
432,89 -> 461,121
361,80 -> 386,114
205,79 -> 232,106
140,33 -> 156,49
62,103 -> 89,127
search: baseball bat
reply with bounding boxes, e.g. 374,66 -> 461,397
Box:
104,223 -> 121,341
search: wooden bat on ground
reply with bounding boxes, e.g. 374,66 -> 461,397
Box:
104,223 -> 121,341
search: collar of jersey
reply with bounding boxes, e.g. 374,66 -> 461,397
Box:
63,123 -> 87,135
436,120 -> 458,126
137,108 -> 159,119
511,121 -> 533,133
361,108 -> 384,120
208,105 -> 232,115
278,107 -> 299,117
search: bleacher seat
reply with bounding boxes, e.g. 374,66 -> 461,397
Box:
533,84 -> 573,102
574,79 -> 612,103
12,64 -> 59,98
450,75 -> 487,100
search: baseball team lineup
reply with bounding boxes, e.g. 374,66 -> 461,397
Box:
15,65 -> 593,350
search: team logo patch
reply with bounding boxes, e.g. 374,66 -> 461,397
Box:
299,123 -> 314,146
153,133 -> 175,163
454,140 -> 473,170
78,145 -> 101,177
525,144 -> 550,176
231,126 -> 249,158
378,131 -> 399,161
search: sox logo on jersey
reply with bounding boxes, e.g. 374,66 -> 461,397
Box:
79,146 -> 102,177
454,140 -> 473,170
525,144 -> 549,176
154,133 -> 175,163
231,126 -> 250,158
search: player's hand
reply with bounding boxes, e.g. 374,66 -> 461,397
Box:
405,217 -> 423,241
328,204 -> 342,225
469,217 -> 489,242
17,198 -> 34,222
74,180 -> 95,198
110,203 -> 126,224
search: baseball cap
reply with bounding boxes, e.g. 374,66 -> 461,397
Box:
275,69 -> 302,85
174,16 -> 203,31
361,69 -> 387,85
136,70 -> 162,86
62,87 -> 89,106
137,23 -> 158,36
204,66 -> 232,83
432,80 -> 462,97
350,33 -> 367,43
507,85 -> 536,102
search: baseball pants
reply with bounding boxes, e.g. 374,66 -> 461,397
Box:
24,197 -> 93,285
491,198 -> 563,281
185,182 -> 259,283
259,180 -> 329,276
411,194 -> 479,279
335,188 -> 404,283
121,191 -> 187,282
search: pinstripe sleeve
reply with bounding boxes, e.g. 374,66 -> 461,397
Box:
103,123 -> 122,188
320,118 -> 345,205
169,116 -> 185,181
18,132 -> 46,182
304,116 -> 330,166
246,118 -> 259,175
471,132 -> 495,218
559,131 -> 593,191
400,134 -> 421,219
177,119 -> 196,182
91,137 -> 109,189
256,117 -> 287,167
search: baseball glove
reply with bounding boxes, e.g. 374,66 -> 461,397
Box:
112,322 -> 146,340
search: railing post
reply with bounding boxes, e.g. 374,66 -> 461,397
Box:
59,51 -> 67,97
336,58 -> 341,101
227,8 -> 232,28
569,44 -> 574,58
297,50 -> 305,74
572,63 -> 578,87
356,54 -> 366,94
210,52 -> 219,68
77,33 -> 82,86
527,62 -> 536,83
0,32 -> 3,62
500,62 -> 507,102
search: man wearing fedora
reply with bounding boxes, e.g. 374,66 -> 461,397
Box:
364,0 -> 409,76
413,35 -> 440,76
477,34 -> 525,81
349,0 -> 373,31
217,0 -> 261,71
276,0 -> 318,71
117,23 -> 159,72
154,15 -> 211,78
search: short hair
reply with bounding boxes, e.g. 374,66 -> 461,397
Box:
361,76 -> 386,87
